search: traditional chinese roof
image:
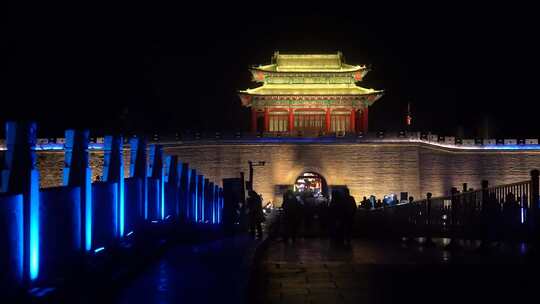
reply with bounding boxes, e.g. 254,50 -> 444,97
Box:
239,51 -> 384,108
252,52 -> 365,73
241,84 -> 383,96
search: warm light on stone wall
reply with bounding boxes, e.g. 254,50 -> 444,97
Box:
18,143 -> 540,206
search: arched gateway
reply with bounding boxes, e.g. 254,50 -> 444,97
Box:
294,172 -> 328,198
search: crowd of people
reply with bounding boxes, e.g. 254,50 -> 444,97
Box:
281,188 -> 357,246
242,188 -> 408,246
358,194 -> 402,209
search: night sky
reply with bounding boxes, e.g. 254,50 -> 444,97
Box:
5,3 -> 540,138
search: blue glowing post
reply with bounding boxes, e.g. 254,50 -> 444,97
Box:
209,181 -> 215,224
214,184 -> 219,224
1,122 -> 41,283
63,130 -> 91,252
148,145 -> 164,220
208,182 -> 215,224
219,187 -> 224,224
198,175 -> 205,223
184,165 -> 192,221
531,169 -> 540,236
129,137 -> 148,223
191,169 -> 198,222
164,155 -> 180,220
103,135 -> 124,238
0,194 -> 24,289
203,178 -> 210,223
176,163 -> 183,218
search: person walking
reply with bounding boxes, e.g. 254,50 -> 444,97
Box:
343,188 -> 357,246
247,190 -> 264,239
282,190 -> 301,243
330,190 -> 345,245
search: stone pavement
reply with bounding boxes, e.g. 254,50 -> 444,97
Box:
251,238 -> 538,304
110,235 -> 264,304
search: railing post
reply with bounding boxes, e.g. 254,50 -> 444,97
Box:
425,192 -> 435,247
103,135 -> 124,238
446,187 -> 461,250
530,170 -> 539,243
1,122 -> 40,283
148,145 -> 164,221
479,180 -> 490,251
64,129 -> 91,252
129,137 -> 147,223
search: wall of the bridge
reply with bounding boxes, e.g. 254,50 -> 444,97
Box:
22,143 -> 540,204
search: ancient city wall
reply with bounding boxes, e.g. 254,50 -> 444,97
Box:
21,142 -> 540,205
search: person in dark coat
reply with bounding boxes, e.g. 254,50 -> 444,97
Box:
329,190 -> 345,245
343,188 -> 357,246
282,190 -> 301,243
247,190 -> 264,238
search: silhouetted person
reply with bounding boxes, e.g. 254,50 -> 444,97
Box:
247,190 -> 264,238
361,196 -> 370,209
302,192 -> 315,236
480,192 -> 500,251
282,190 -> 301,243
329,190 -> 344,244
343,188 -> 357,246
375,199 -> 383,209
503,192 -> 519,241
317,197 -> 330,237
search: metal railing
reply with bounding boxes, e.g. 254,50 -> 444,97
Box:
356,170 -> 540,242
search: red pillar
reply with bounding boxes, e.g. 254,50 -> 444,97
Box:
350,109 -> 356,133
264,108 -> 269,132
288,109 -> 294,132
251,108 -> 257,133
361,107 -> 369,133
325,108 -> 331,132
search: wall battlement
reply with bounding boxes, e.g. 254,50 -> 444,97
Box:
9,138 -> 540,205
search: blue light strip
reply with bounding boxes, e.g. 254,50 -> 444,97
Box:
161,169 -> 165,220
4,140 -> 540,152
94,246 -> 105,253
119,164 -> 125,237
193,175 -> 199,222
144,177 -> 148,220
186,169 -> 191,221
29,170 -> 40,281
155,179 -> 160,220
85,168 -> 92,251
112,183 -> 119,238
200,178 -> 205,223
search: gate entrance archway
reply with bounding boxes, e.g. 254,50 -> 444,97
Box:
293,172 -> 328,198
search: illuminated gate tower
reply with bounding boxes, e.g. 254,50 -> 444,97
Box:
239,52 -> 383,134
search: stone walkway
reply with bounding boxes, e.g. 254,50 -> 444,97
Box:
111,235 -> 263,304
251,238 -> 536,304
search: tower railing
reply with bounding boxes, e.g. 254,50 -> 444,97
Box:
356,170 -> 540,244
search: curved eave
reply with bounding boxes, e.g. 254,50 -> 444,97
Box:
250,65 -> 367,74
239,90 -> 384,98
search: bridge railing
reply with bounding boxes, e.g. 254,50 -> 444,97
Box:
0,122 -> 226,298
356,170 -> 540,243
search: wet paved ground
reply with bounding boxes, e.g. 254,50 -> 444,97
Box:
110,236 -> 262,304
251,238 -> 538,304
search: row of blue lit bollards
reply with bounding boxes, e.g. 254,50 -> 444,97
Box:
0,121 -> 223,290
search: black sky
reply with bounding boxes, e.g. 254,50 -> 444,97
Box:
4,2 -> 540,138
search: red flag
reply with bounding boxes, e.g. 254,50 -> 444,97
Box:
406,102 -> 412,126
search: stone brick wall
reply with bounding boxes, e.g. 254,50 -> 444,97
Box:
163,142 -> 540,204
7,142 -> 540,205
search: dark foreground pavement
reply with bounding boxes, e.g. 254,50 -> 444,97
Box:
250,238 -> 539,304
110,235 -> 264,304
